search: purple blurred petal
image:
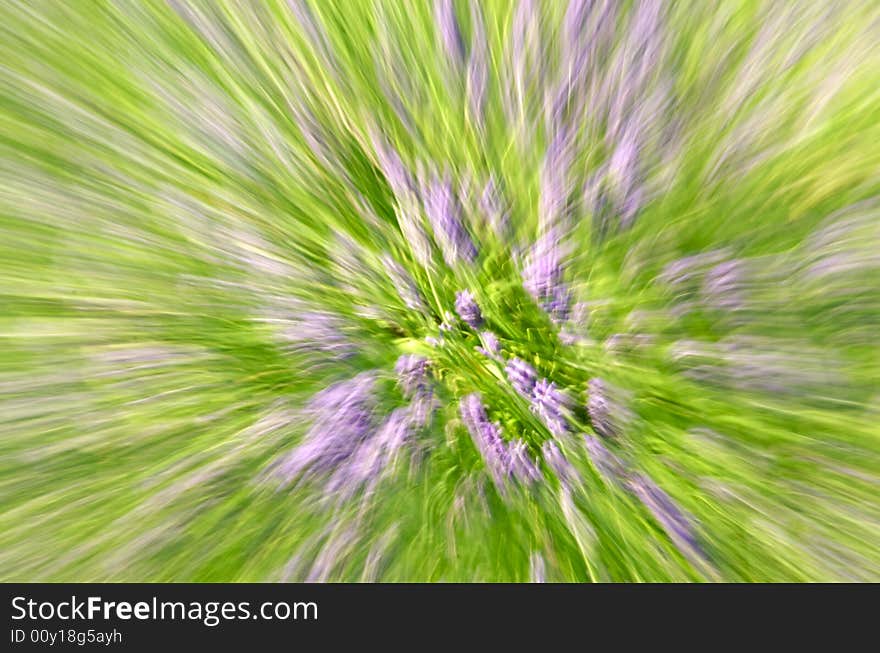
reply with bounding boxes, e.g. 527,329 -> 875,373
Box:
423,174 -> 477,265
454,289 -> 484,329
506,357 -> 538,398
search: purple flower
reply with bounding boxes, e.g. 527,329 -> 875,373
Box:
539,126 -> 576,232
277,372 -> 377,482
530,378 -> 571,437
455,290 -> 484,329
460,393 -> 509,486
476,330 -> 502,359
394,354 -> 431,399
627,474 -> 708,565
276,310 -> 354,361
584,434 -> 627,484
522,234 -> 571,323
508,439 -> 542,484
506,357 -> 538,398
394,353 -> 437,428
434,0 -> 466,68
587,377 -> 630,438
409,389 -> 439,428
467,3 -> 489,125
460,394 -> 540,488
542,441 -> 578,489
606,122 -> 645,228
370,130 -> 415,200
659,250 -> 729,288
326,407 -> 414,498
702,259 -> 746,311
423,175 -> 477,265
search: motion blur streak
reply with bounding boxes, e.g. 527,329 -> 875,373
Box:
1,1 -> 878,581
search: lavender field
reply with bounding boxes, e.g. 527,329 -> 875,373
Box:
1,0 -> 878,581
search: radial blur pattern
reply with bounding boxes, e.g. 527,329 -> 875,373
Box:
1,1 -> 879,581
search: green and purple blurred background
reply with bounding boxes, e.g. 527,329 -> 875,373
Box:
1,0 -> 878,581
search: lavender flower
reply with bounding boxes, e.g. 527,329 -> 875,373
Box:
530,378 -> 571,437
434,0 -> 466,69
542,440 -> 579,489
627,474 -> 707,564
606,122 -> 644,228
508,439 -> 542,484
395,354 -> 437,428
522,233 -> 571,323
326,407 -> 414,498
702,259 -> 746,312
476,330 -> 502,360
460,393 -> 509,487
584,434 -> 628,484
460,393 -> 540,488
423,174 -> 477,265
506,357 -> 538,398
539,126 -> 576,232
587,377 -> 630,438
278,372 -> 377,482
454,290 -> 484,329
370,130 -> 415,200
467,3 -> 489,125
395,354 -> 431,399
276,309 -> 354,361
409,388 -> 439,428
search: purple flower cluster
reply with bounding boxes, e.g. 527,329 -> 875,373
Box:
275,309 -> 355,361
505,357 -> 538,398
522,233 -> 572,324
626,474 -> 706,564
395,354 -> 437,428
370,130 -> 415,200
476,330 -> 502,360
506,358 -> 572,437
325,407 -> 415,499
586,377 -> 630,439
454,290 -> 484,329
422,174 -> 477,266
542,440 -> 579,490
702,259 -> 747,312
394,354 -> 431,399
277,372 -> 378,483
275,353 -> 440,498
434,0 -> 466,69
530,378 -> 572,437
583,434 -> 627,484
460,393 -> 541,489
